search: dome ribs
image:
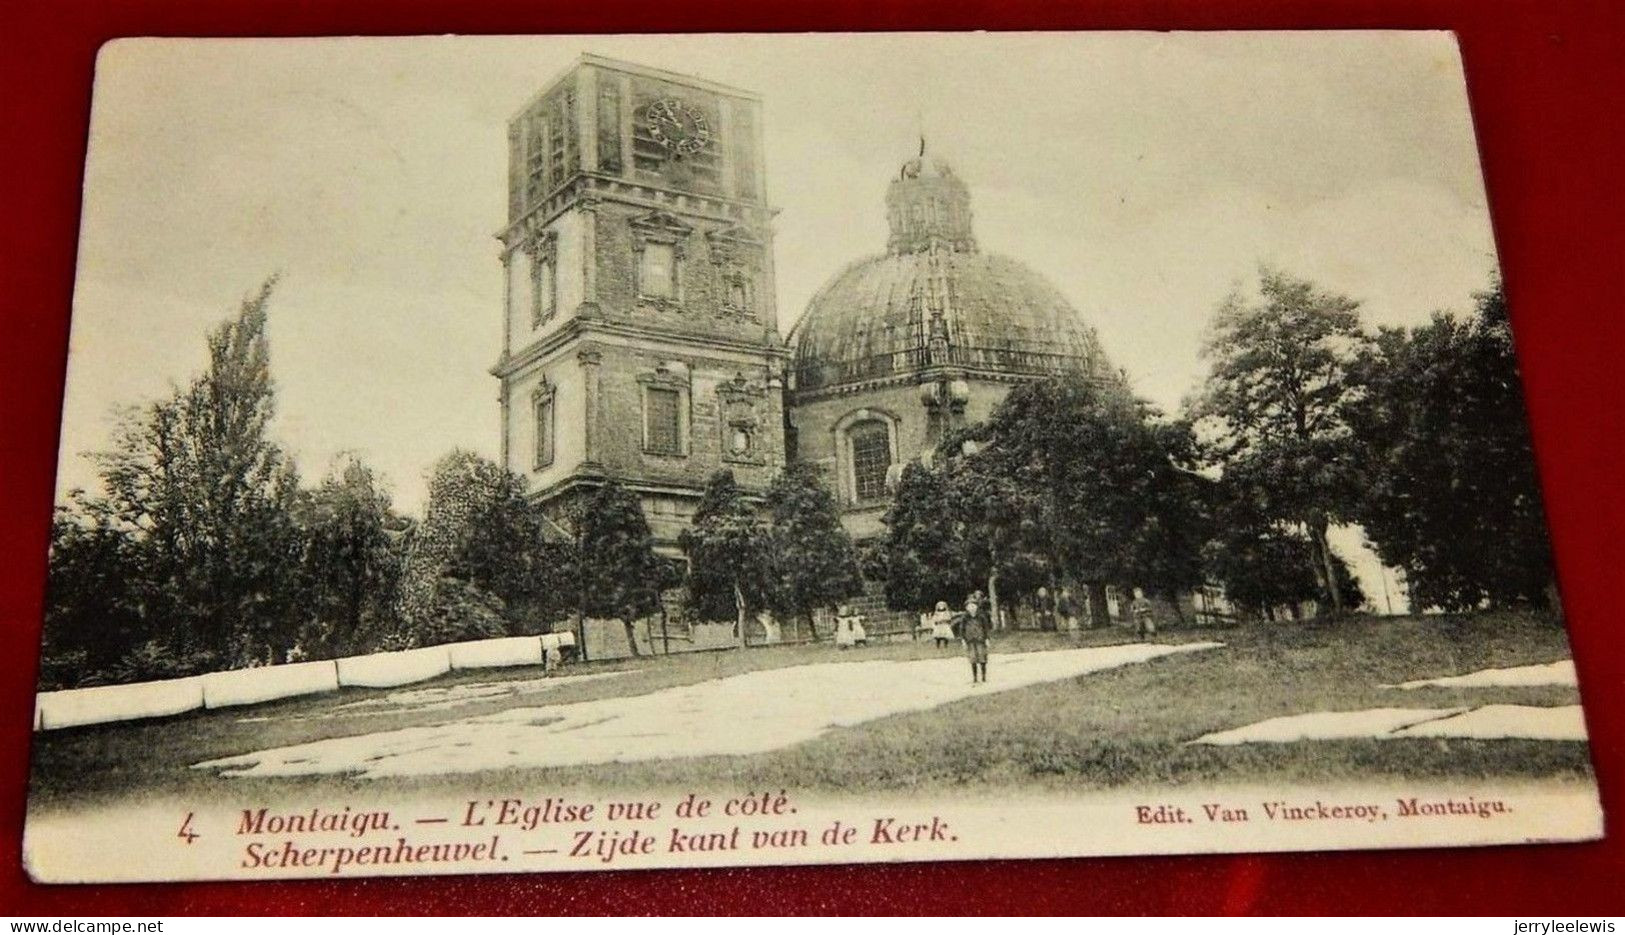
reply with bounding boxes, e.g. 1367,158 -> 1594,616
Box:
790,154 -> 1117,395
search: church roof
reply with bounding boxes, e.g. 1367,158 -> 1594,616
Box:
789,150 -> 1114,394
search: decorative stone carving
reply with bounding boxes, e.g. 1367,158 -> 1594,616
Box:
628,209 -> 694,253
705,222 -> 762,265
707,223 -> 762,318
717,372 -> 766,465
629,210 -> 693,309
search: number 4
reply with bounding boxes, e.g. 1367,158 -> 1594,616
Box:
177,812 -> 199,844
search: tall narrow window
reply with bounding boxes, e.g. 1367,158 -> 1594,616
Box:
849,421 -> 892,502
525,117 -> 545,202
644,387 -> 682,455
533,256 -> 556,326
732,105 -> 757,199
724,269 -> 751,312
560,88 -> 578,176
639,242 -> 676,299
533,390 -> 555,469
597,82 -> 623,173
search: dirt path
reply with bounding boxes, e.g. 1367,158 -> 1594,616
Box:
195,642 -> 1221,779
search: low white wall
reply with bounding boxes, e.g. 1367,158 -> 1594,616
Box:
691,623 -> 739,652
37,630 -> 596,730
201,660 -> 340,709
583,618 -> 659,660
447,636 -> 543,669
335,646 -> 451,689
540,631 -> 576,652
36,676 -> 205,730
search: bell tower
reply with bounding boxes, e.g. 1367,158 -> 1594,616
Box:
491,55 -> 786,548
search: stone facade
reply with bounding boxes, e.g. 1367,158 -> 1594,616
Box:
494,55 -> 786,549
786,150 -> 1120,540
788,376 -> 1014,539
495,58 -> 1227,643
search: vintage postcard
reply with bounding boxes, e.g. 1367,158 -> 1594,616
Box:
24,32 -> 1601,883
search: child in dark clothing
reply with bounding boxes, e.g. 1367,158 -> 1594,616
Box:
962,598 -> 991,684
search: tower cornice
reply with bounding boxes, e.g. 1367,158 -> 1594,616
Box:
495,173 -> 775,248
493,315 -> 788,380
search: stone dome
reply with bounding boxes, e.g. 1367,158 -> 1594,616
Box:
790,149 -> 1113,394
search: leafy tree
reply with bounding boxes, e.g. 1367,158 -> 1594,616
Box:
399,450 -> 556,644
86,278 -> 307,665
875,461 -> 977,612
1190,269 -> 1369,613
453,476 -> 572,635
1348,281 -> 1555,611
959,376 -> 1204,623
762,462 -> 863,639
1203,479 -> 1365,620
38,499 -> 155,688
680,470 -> 772,647
875,374 -> 1204,627
1125,439 -> 1211,612
938,421 -> 1050,626
298,456 -> 405,656
405,577 -> 505,647
556,480 -> 674,657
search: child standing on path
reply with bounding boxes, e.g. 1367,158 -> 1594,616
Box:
962,597 -> 991,684
835,605 -> 868,648
1131,588 -> 1157,639
929,600 -> 955,648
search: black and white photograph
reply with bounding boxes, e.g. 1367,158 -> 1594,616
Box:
22,31 -> 1601,883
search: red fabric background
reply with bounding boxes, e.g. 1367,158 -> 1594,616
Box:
2,0 -> 1621,916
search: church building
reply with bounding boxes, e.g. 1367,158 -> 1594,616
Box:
787,146 -> 1120,540
495,56 -> 1154,632
491,55 -> 786,547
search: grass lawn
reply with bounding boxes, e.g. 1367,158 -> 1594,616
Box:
27,610 -> 1592,811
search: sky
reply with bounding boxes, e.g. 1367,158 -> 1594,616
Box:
58,32 -> 1499,606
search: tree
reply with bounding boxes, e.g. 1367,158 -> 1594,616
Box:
1123,439 -> 1210,614
1203,477 -> 1365,620
762,462 -> 863,639
86,277 -> 307,665
680,470 -> 772,648
399,450 -> 556,644
939,434 -> 1051,628
874,374 -> 1204,628
298,456 -> 405,656
958,376 -> 1204,625
1348,281 -> 1555,611
874,461 -> 977,612
38,498 -> 156,688
1190,269 -> 1369,613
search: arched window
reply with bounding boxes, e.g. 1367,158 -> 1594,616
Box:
848,420 -> 892,502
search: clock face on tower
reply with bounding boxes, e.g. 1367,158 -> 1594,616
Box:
645,97 -> 712,157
